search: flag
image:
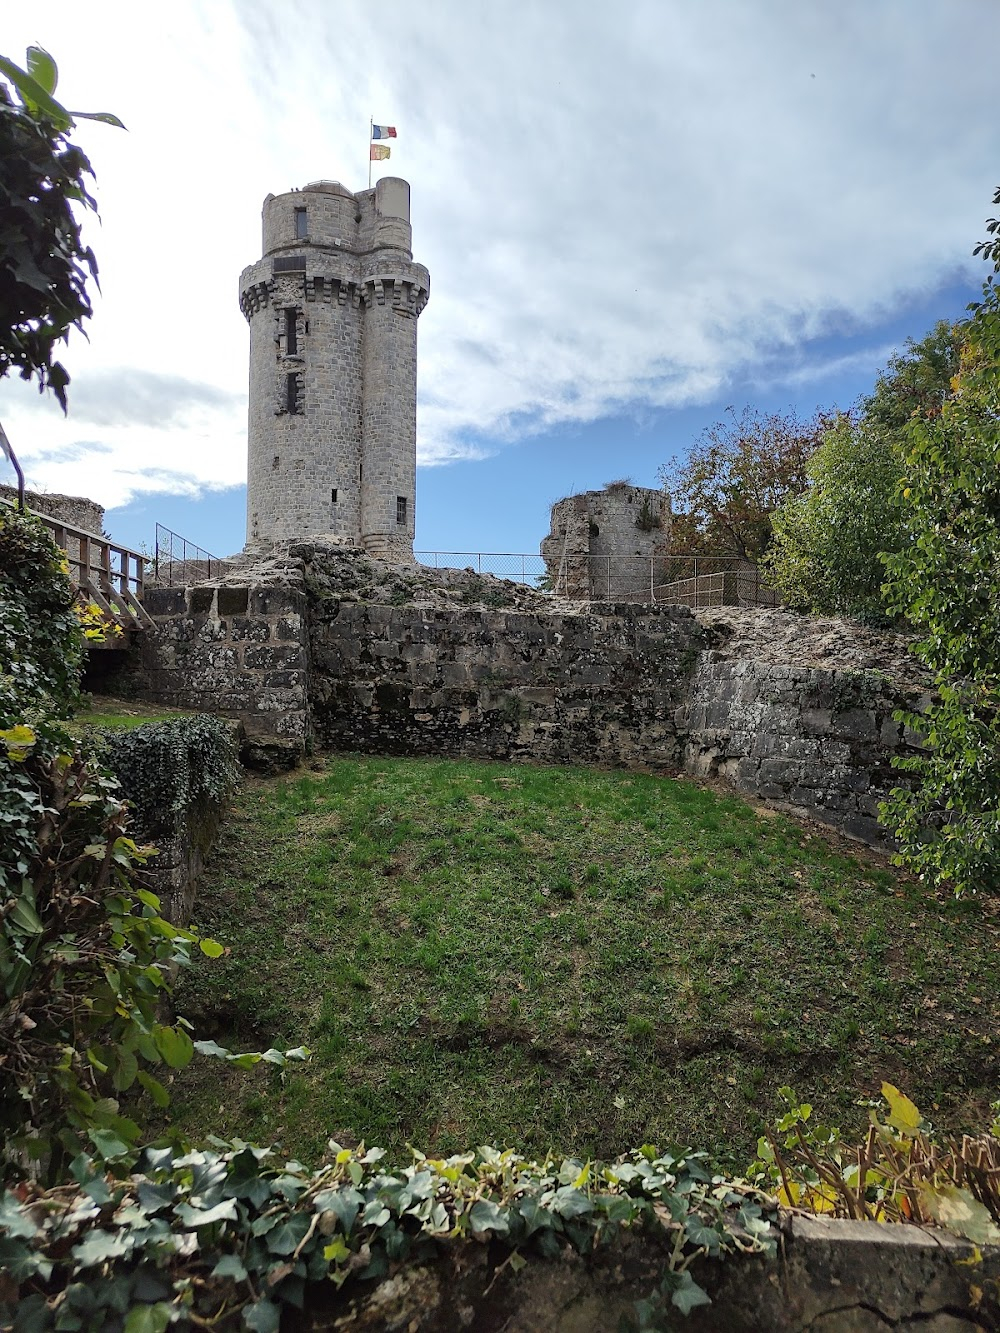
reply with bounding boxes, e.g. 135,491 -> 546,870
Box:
370,144 -> 391,161
371,124 -> 397,139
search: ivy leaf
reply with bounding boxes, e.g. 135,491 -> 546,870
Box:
175,1199 -> 238,1228
265,1213 -> 311,1255
516,1196 -> 554,1235
212,1253 -> 249,1280
685,1216 -> 722,1253
71,1227 -> 132,1266
313,1187 -> 363,1236
670,1270 -> 712,1316
597,1195 -> 635,1224
87,1128 -> 131,1162
469,1199 -> 509,1236
199,938 -> 224,958
551,1187 -> 593,1219
123,1304 -> 172,1333
243,1299 -> 282,1332
0,1192 -> 39,1239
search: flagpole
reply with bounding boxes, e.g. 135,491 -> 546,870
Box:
368,115 -> 372,189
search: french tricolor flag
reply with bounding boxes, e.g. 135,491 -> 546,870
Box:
371,125 -> 397,139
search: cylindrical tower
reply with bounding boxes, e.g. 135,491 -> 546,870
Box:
239,178 -> 429,556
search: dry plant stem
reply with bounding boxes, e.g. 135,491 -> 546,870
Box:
793,1133 -> 864,1220
765,1132 -> 797,1211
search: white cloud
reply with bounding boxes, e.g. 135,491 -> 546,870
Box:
1,0 -> 996,512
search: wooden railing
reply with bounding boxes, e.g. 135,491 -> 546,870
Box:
1,498 -> 153,635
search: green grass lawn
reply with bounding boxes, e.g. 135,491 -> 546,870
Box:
74,695 -> 197,729
164,755 -> 1000,1170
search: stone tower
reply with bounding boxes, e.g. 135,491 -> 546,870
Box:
541,482 -> 671,600
240,177 -> 429,560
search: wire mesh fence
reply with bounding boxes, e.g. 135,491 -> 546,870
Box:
154,523 -> 219,587
415,551 -> 548,586
415,551 -> 781,607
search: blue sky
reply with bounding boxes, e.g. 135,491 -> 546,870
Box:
1,1 -> 997,560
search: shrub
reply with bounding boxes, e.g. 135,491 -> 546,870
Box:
0,507 -> 84,720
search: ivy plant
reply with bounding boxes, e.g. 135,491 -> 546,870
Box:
0,1137 -> 777,1330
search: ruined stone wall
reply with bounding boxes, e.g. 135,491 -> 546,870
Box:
541,483 -> 670,600
308,601 -> 700,769
299,1217 -> 998,1332
132,581 -> 311,769
678,658 -> 924,843
126,551 -> 927,843
0,484 -> 105,535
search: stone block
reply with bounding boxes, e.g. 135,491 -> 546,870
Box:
276,615 -> 303,641
244,644 -> 304,671
832,708 -> 877,740
231,617 -> 271,642
188,586 -> 214,616
217,586 -> 249,616
142,587 -> 186,617
264,670 -> 303,690
250,587 -> 298,617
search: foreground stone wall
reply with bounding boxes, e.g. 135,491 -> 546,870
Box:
125,550 -> 928,842
309,601 -> 701,768
131,581 -> 311,768
679,658 -> 926,843
299,1218 -> 998,1331
103,719 -> 241,925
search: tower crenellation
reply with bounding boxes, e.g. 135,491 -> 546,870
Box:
241,177 -> 429,559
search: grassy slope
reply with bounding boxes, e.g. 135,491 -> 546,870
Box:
165,756 -> 999,1170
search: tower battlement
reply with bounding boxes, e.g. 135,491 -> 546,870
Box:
241,177 -> 429,559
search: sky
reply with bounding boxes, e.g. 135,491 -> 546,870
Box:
2,0 -> 998,560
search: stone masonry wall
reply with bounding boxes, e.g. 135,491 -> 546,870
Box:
125,550 -> 928,843
677,658 -> 926,843
0,484 -> 105,535
308,601 -> 701,769
133,581 -> 310,768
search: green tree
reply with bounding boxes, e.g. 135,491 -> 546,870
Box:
863,320 -> 964,434
0,46 -> 123,409
762,417 -> 904,622
659,406 -> 833,562
764,322 -> 965,621
878,220 -> 1000,894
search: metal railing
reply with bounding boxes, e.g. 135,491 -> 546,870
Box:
154,523 -> 219,587
415,551 -> 781,607
1,496 -> 151,633
415,551 -> 547,585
